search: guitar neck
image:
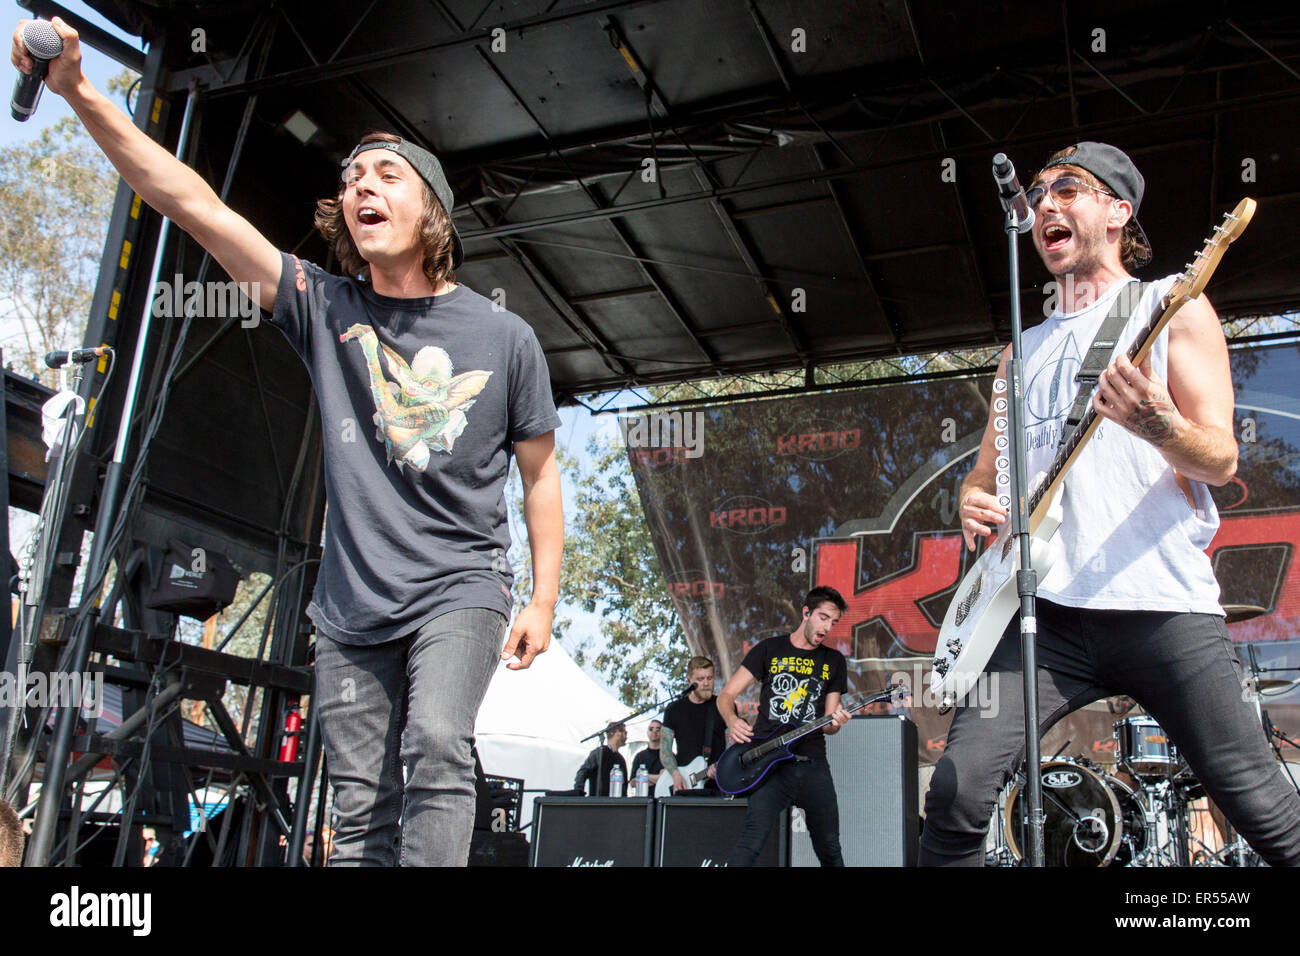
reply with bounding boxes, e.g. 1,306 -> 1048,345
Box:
1027,286 -> 1178,527
1026,200 -> 1254,529
751,688 -> 893,758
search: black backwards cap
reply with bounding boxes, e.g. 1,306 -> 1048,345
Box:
1040,141 -> 1152,266
341,138 -> 463,269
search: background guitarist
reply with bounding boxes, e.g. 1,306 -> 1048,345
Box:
662,657 -> 728,794
717,587 -> 851,866
919,141 -> 1300,866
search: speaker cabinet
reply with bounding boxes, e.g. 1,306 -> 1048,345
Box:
530,797 -> 654,867
789,715 -> 918,866
655,798 -> 787,867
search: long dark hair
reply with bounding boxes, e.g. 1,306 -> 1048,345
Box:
314,132 -> 458,288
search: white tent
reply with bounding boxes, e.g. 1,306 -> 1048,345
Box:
474,639 -> 658,822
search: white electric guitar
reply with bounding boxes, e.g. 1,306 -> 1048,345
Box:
929,198 -> 1256,705
653,755 -> 711,797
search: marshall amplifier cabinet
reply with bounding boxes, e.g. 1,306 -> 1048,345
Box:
530,797 -> 655,867
655,798 -> 787,867
790,715 -> 918,866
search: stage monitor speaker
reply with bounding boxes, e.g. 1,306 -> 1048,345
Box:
530,797 -> 654,867
790,715 -> 918,867
655,798 -> 787,867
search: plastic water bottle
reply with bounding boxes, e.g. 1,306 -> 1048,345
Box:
609,764 -> 625,798
635,765 -> 650,797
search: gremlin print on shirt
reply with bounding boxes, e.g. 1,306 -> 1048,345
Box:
340,323 -> 492,472
767,655 -> 833,724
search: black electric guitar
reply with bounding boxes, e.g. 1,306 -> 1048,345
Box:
715,685 -> 901,795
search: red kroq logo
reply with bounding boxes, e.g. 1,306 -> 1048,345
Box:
666,570 -> 726,602
630,446 -> 693,468
775,418 -> 861,461
709,495 -> 787,535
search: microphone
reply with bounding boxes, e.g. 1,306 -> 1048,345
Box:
681,682 -> 698,696
992,152 -> 1035,234
45,346 -> 110,369
12,20 -> 63,122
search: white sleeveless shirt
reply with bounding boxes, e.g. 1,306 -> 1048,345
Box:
1016,275 -> 1224,614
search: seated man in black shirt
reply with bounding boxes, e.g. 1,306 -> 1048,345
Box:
574,723 -> 628,796
629,720 -> 664,792
717,587 -> 850,866
662,657 -> 728,794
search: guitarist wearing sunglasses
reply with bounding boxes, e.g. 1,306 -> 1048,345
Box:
717,587 -> 851,866
919,142 -> 1300,867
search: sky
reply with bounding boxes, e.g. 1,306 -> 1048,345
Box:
3,3 -> 660,713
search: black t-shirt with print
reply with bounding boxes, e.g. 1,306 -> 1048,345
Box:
268,253 -> 561,645
739,635 -> 848,759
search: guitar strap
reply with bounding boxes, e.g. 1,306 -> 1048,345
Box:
1054,279 -> 1154,452
701,701 -> 717,761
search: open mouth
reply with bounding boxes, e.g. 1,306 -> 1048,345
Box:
1042,222 -> 1072,252
357,207 -> 388,227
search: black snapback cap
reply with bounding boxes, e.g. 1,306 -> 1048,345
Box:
342,138 -> 463,269
1040,141 -> 1151,265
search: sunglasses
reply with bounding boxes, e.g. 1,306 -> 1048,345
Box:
1025,176 -> 1116,211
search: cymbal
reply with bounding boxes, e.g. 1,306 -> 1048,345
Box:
1223,604 -> 1268,623
1257,678 -> 1298,694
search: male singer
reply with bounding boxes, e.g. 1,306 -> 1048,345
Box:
14,17 -> 563,866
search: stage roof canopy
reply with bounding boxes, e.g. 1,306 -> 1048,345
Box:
76,0 -> 1300,402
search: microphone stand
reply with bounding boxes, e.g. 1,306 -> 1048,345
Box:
580,689 -> 681,796
26,84 -> 200,866
996,160 -> 1045,868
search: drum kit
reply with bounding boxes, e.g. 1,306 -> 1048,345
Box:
988,609 -> 1300,867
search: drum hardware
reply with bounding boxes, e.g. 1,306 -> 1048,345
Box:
1221,604 -> 1267,624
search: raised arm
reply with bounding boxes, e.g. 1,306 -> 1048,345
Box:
15,17 -> 281,310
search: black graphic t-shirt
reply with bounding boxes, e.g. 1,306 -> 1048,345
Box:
268,253 -> 561,645
739,635 -> 848,759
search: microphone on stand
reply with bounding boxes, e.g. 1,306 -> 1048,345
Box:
992,152 -> 1035,234
12,20 -> 63,122
680,682 -> 698,697
45,346 -> 111,369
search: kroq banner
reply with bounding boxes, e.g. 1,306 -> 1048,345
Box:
627,344 -> 1300,769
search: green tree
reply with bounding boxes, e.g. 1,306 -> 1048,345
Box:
0,70 -> 136,387
509,438 -> 690,706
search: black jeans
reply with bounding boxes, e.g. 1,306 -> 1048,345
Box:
728,756 -> 843,866
920,601 -> 1300,866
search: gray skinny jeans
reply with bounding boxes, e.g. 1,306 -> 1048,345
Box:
313,607 -> 507,866
920,601 -> 1300,867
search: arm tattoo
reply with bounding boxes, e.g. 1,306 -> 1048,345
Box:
1125,394 -> 1177,444
659,727 -> 678,774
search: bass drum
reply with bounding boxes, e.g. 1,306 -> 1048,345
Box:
1005,759 -> 1127,866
